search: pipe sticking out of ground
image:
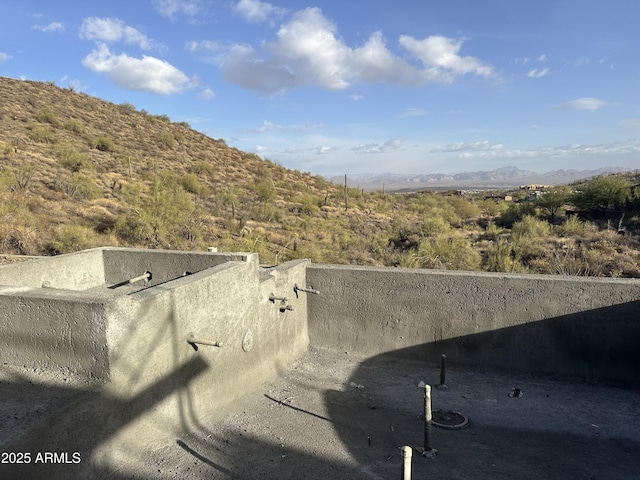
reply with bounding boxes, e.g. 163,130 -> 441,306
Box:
401,446 -> 412,480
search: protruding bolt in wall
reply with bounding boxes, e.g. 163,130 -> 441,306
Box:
269,293 -> 288,302
293,284 -> 320,296
207,247 -> 218,252
279,304 -> 294,313
187,337 -> 223,352
437,354 -> 448,390
401,446 -> 412,480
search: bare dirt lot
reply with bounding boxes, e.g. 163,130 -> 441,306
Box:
151,347 -> 640,480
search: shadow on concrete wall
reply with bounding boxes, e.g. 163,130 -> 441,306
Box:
380,300 -> 640,387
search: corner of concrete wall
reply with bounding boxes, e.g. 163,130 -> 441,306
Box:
0,288 -> 109,384
0,248 -> 105,290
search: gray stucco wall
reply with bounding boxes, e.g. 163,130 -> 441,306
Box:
306,265 -> 640,385
101,248 -> 248,286
0,248 -> 105,290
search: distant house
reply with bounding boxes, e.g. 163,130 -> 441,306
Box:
520,184 -> 550,191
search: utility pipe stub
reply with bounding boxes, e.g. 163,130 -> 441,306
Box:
242,331 -> 254,352
431,410 -> 469,430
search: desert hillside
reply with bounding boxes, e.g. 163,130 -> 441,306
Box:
1,76 -> 639,276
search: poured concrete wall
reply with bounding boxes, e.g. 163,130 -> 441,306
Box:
307,265 -> 640,385
101,247 -> 248,286
0,249 -> 310,479
0,248 -> 105,290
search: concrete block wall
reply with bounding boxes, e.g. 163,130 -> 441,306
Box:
306,265 -> 640,385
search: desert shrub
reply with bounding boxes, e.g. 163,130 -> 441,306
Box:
64,119 -> 83,134
2,142 -> 14,155
179,173 -> 207,195
36,107 -> 60,126
481,221 -> 502,241
554,215 -> 596,237
151,114 -> 171,123
482,238 -> 518,272
497,202 -> 536,228
47,224 -> 97,254
54,142 -> 92,172
411,235 -> 481,270
157,131 -> 176,149
92,136 -> 116,152
119,102 -> 136,113
255,180 -> 276,203
419,216 -> 451,237
511,215 -> 551,242
447,196 -> 481,220
188,161 -> 215,177
29,125 -> 55,143
296,194 -> 321,216
252,203 -> 283,222
175,121 -> 191,128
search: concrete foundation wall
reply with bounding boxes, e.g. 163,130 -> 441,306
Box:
102,248 -> 247,286
0,288 -> 109,383
307,265 -> 640,385
0,248 -> 105,290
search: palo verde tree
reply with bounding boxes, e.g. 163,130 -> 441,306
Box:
536,186 -> 571,218
571,174 -> 631,212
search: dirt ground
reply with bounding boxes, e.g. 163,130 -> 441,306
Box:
148,346 -> 640,480
3,346 -> 639,479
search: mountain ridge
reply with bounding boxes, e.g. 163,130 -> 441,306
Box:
330,166 -> 633,191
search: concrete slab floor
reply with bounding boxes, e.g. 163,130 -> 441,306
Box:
151,346 -> 640,480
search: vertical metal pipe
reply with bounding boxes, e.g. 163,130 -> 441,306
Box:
424,384 -> 432,452
440,354 -> 446,387
401,446 -> 412,480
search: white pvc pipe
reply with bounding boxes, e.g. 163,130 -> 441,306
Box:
401,446 -> 412,480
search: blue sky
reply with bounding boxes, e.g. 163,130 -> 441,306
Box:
1,0 -> 639,175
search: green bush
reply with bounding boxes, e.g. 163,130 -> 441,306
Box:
412,235 -> 481,270
179,173 -> 207,195
29,125 -> 55,143
255,180 -> 276,203
64,119 -> 83,134
188,161 -> 215,177
92,136 -> 116,152
157,131 -> 176,149
54,142 -> 92,172
48,224 -> 97,254
36,107 -> 60,126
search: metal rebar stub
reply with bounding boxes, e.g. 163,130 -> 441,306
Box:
293,284 -> 320,297
242,331 -> 254,352
269,293 -> 288,303
187,337 -> 223,351
436,354 -> 448,390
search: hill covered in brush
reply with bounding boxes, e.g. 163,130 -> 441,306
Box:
1,76 -> 639,276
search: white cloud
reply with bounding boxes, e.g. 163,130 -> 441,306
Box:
199,86 -> 215,100
0,52 -> 11,63
351,138 -> 404,154
219,7 -> 495,95
350,93 -> 364,101
433,140 -> 504,153
398,35 -> 494,79
397,108 -> 426,118
575,57 -> 590,67
245,120 -> 283,133
82,43 -> 190,95
80,17 -> 155,50
233,0 -> 287,24
527,67 -> 549,78
152,0 -> 202,20
537,54 -> 547,62
32,22 -> 65,33
552,97 -> 606,111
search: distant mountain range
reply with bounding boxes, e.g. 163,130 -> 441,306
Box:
329,166 -> 633,192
